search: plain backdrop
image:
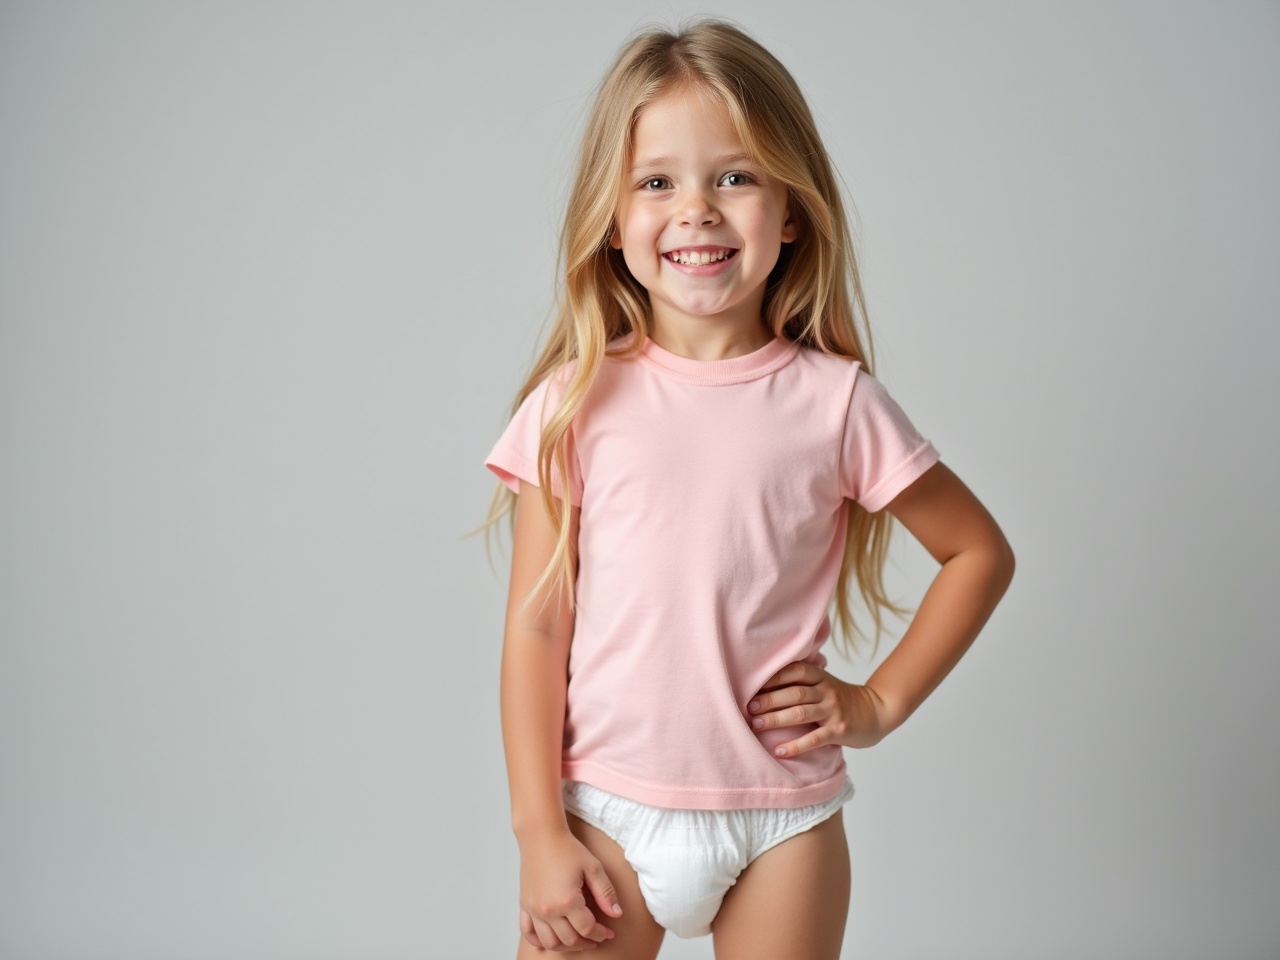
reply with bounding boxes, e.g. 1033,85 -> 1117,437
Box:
1,2 -> 1277,958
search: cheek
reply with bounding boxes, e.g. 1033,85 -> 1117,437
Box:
624,208 -> 662,240
744,212 -> 786,255
618,212 -> 664,257
751,192 -> 795,245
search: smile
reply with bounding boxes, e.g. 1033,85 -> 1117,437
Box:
663,248 -> 738,265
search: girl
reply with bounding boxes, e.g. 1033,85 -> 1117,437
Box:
480,19 -> 1013,960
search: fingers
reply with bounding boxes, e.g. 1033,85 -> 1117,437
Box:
584,860 -> 624,920
773,725 -> 831,759
531,914 -> 600,952
566,863 -> 619,948
531,915 -> 559,950
520,910 -> 540,949
564,898 -> 613,947
748,677 -> 826,730
759,659 -> 817,690
550,914 -> 598,951
749,666 -> 851,758
524,887 -> 615,953
517,834 -> 623,954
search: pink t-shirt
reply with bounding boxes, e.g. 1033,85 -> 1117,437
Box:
485,331 -> 940,809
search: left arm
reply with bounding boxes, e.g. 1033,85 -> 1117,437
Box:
748,461 -> 1015,756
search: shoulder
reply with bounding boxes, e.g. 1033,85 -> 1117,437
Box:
509,358 -> 581,432
790,343 -> 862,372
529,353 -> 584,401
787,343 -> 867,396
792,346 -> 899,393
786,347 -> 912,429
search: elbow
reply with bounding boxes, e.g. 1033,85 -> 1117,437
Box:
994,533 -> 1016,596
964,522 -> 1014,600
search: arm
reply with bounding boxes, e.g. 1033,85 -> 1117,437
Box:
501,480 -> 578,841
861,460 -> 1015,736
502,480 -> 623,951
748,461 -> 1015,752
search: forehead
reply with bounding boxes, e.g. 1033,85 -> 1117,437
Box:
629,85 -> 743,159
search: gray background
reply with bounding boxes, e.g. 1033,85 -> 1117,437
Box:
1,2 -> 1277,958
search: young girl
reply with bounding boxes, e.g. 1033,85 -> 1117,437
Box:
480,19 -> 1013,959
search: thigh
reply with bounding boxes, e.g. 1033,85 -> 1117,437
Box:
516,813 -> 666,960
710,808 -> 850,960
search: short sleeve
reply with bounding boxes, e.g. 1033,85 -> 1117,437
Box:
484,370 -> 584,507
839,366 -> 940,512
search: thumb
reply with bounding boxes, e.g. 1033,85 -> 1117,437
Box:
584,859 -> 623,918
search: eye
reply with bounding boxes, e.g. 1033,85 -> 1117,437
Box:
721,171 -> 755,187
641,177 -> 671,191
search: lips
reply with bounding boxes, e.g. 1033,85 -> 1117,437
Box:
663,247 -> 738,265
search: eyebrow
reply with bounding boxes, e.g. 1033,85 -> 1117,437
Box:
628,152 -> 756,173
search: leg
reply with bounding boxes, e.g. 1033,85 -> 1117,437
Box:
517,813 -> 665,960
709,808 -> 850,960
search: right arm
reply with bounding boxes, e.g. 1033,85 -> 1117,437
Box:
501,480 -> 622,952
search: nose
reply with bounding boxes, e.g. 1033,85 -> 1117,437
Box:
678,188 -> 720,227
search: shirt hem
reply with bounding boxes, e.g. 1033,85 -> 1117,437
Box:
485,446 -> 582,506
859,443 -> 941,513
561,758 -> 850,810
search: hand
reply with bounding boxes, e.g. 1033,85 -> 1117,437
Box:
518,827 -> 623,952
747,660 -> 893,757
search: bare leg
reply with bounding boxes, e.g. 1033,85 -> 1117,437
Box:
516,813 -> 666,960
709,808 -> 850,960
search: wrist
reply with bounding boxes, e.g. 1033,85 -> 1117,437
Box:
862,682 -> 907,737
513,816 -> 573,848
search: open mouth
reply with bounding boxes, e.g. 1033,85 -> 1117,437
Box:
663,248 -> 738,266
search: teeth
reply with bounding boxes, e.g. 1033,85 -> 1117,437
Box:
669,249 -> 732,265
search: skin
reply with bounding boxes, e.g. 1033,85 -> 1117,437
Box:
747,460 -> 1015,759
502,83 -> 1016,957
610,83 -> 797,360
502,485 -> 619,954
710,808 -> 850,960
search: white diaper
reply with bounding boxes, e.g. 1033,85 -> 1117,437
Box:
560,776 -> 855,939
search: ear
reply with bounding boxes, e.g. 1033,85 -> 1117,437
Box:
780,206 -> 798,244
609,224 -> 623,250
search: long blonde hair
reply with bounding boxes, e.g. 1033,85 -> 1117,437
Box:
479,18 -> 906,658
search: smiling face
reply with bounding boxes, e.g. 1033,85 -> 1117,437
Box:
610,84 -> 797,339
